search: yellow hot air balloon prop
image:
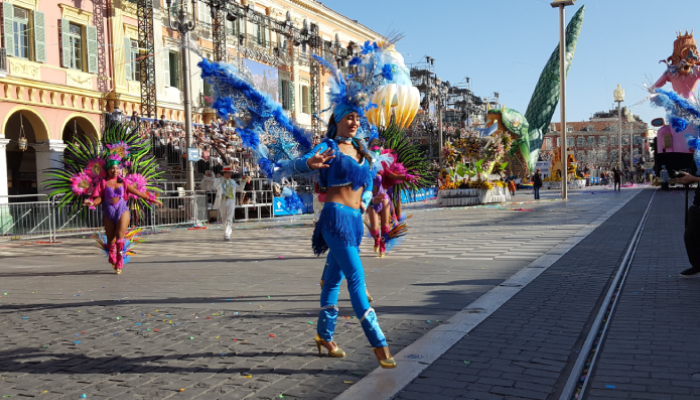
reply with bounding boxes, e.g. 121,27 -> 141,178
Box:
367,44 -> 420,129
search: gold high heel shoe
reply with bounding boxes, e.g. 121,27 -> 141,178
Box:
373,346 -> 397,369
366,288 -> 373,303
374,245 -> 379,253
314,334 -> 346,357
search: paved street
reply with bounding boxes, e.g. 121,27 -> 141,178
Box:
0,186 -> 662,400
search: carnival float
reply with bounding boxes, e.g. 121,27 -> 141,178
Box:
649,30 -> 700,175
437,5 -> 585,206
543,146 -> 586,189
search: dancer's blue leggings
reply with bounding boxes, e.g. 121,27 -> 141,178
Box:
317,231 -> 387,348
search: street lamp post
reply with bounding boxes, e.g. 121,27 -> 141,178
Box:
627,109 -> 634,172
551,0 -> 576,200
614,84 -> 625,175
164,0 -> 198,193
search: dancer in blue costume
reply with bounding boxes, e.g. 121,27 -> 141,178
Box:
199,40 -> 397,368
291,108 -> 395,368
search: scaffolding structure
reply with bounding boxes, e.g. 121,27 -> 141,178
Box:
137,0 -> 157,118
138,1 -> 324,134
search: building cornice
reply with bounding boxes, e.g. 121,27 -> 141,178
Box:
59,3 -> 94,25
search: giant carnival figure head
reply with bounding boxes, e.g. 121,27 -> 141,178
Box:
668,30 -> 699,76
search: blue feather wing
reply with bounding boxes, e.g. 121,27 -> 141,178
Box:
199,58 -> 312,178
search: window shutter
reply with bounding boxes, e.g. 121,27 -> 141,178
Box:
173,52 -> 180,88
3,3 -> 15,57
163,51 -> 170,87
86,25 -> 98,73
124,37 -> 132,80
33,11 -> 46,62
60,18 -> 70,67
288,80 -> 295,113
278,76 -> 282,104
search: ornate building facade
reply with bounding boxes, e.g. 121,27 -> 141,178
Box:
0,0 -> 381,201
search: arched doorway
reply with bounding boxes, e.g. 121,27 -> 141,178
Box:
62,115 -> 99,145
5,112 -> 38,199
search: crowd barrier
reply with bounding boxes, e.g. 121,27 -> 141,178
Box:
0,194 -> 208,243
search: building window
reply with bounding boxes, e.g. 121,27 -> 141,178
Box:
622,135 -> 630,145
599,136 -> 607,146
66,23 -> 83,70
4,4 -> 46,62
566,126 -> 573,132
12,7 -> 30,59
545,138 -> 552,150
227,19 -> 241,37
280,79 -> 290,110
566,137 -> 574,147
576,137 -> 585,147
164,50 -> 180,88
634,136 -> 643,145
588,136 -> 596,147
198,2 -> 212,27
556,137 -> 561,147
126,38 -> 141,81
611,136 -> 619,146
301,85 -> 309,114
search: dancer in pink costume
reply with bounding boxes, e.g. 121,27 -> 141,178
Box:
84,160 -> 162,274
367,147 -> 417,258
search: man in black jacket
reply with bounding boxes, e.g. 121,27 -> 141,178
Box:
532,168 -> 543,200
613,167 -> 621,191
677,172 -> 700,277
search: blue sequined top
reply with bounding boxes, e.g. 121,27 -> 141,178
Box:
290,139 -> 373,206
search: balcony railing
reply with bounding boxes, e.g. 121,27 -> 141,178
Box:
0,48 -> 6,74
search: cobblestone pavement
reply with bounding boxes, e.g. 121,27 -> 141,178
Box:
0,187 -> 642,400
585,188 -> 700,400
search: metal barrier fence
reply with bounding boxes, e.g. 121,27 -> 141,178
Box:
0,194 -> 208,243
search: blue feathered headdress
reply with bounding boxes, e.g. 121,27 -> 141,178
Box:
312,41 -> 386,123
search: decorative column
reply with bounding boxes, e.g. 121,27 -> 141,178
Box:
33,140 -> 68,196
0,139 -> 10,205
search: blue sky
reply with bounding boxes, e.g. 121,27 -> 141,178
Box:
322,0 -> 700,125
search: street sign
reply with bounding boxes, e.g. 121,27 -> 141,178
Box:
187,148 -> 200,162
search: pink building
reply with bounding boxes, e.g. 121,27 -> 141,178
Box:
1,0 -> 110,201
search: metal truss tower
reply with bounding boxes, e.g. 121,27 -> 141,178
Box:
309,23 -> 321,135
137,0 -> 157,118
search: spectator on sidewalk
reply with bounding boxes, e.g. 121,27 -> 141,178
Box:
532,168 -> 543,200
613,167 -> 621,191
507,178 -> 517,198
677,172 -> 700,276
660,165 -> 670,191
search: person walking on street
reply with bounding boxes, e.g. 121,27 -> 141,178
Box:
532,168 -> 543,200
677,172 -> 700,276
212,166 -> 240,241
660,165 -> 670,191
613,167 -> 621,191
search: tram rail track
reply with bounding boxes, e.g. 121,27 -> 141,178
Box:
559,191 -> 657,400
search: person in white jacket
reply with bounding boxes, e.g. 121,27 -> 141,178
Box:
212,166 -> 240,241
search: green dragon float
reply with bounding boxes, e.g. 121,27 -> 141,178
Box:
486,5 -> 585,178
